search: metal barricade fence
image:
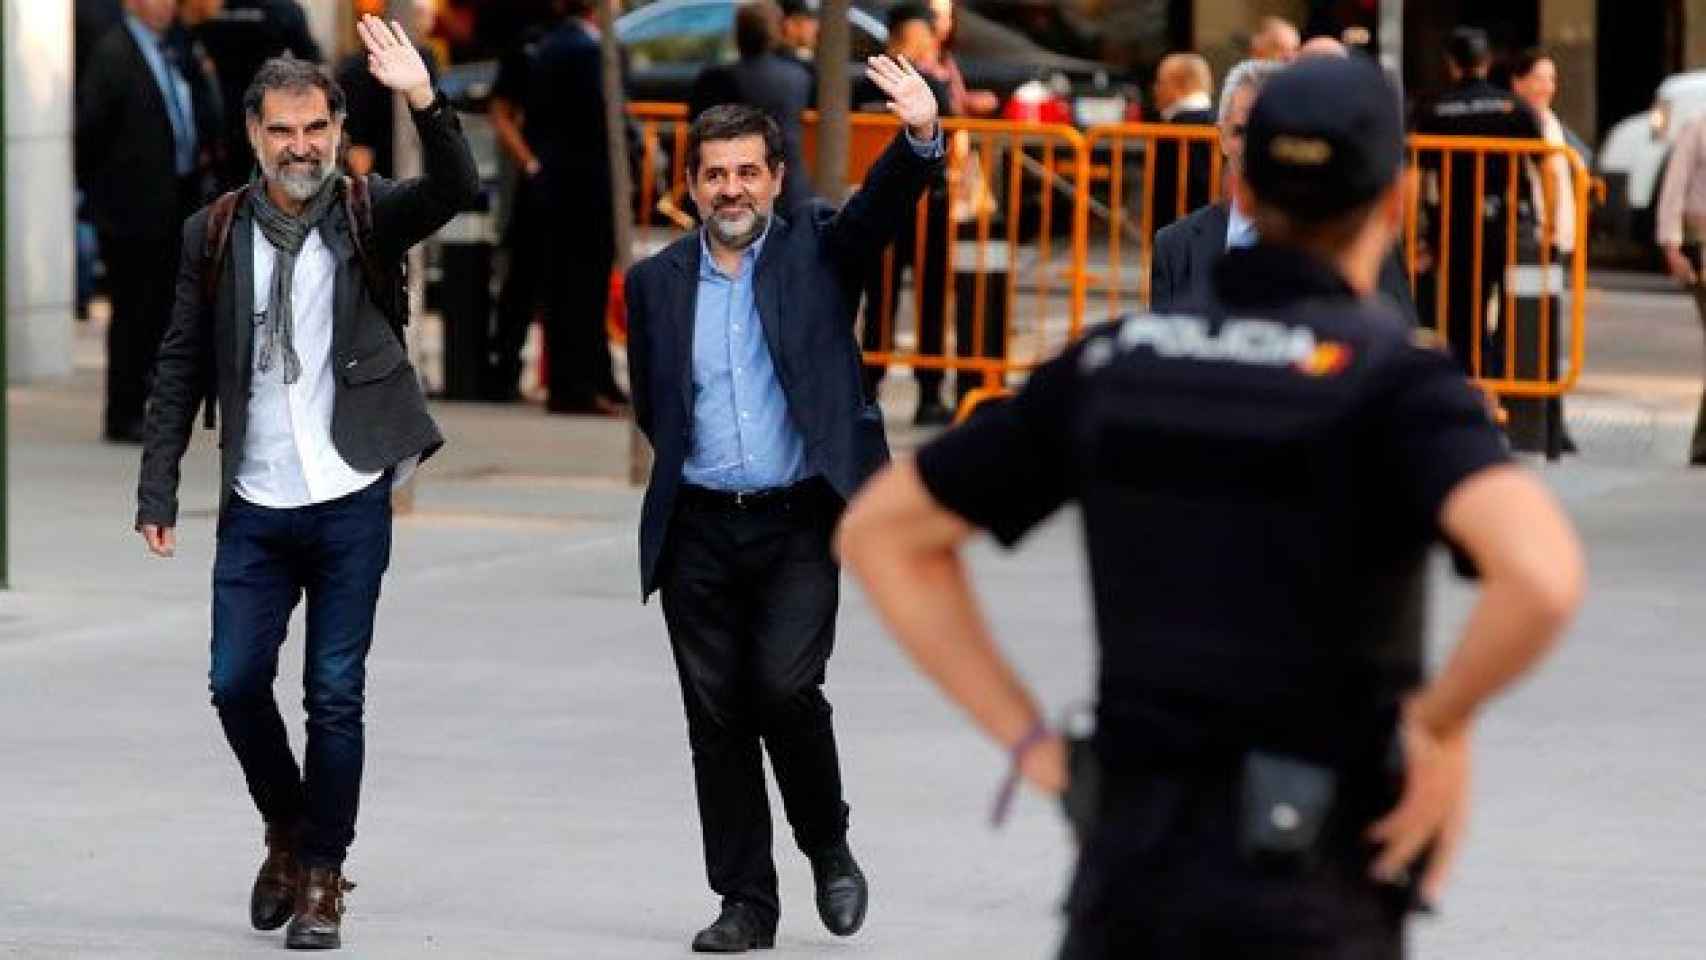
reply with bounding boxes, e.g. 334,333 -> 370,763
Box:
1081,123 -> 1223,318
622,105 -> 1588,406
629,102 -> 693,232
1406,134 -> 1591,399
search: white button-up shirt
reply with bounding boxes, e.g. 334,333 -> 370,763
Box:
233,222 -> 383,508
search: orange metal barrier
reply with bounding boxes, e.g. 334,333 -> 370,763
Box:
628,102 -> 693,231
804,113 -> 1091,398
1407,134 -> 1591,399
1082,123 -> 1223,317
623,104 -> 1589,404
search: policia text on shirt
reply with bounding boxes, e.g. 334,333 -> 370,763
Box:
840,55 -> 1583,960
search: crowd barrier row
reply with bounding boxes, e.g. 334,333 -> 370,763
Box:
621,103 -> 1591,409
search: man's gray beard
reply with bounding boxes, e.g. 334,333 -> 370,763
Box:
707,209 -> 769,250
261,143 -> 339,201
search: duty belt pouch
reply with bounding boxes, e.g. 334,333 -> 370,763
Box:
1239,751 -> 1337,871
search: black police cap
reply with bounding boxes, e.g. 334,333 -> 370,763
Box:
1445,27 -> 1491,69
1242,55 -> 1403,222
780,0 -> 819,17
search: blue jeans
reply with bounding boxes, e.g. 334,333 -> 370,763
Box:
209,477 -> 392,868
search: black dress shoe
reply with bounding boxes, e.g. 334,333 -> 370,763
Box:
809,842 -> 868,937
285,866 -> 353,950
250,822 -> 301,931
691,901 -> 776,953
913,399 -> 953,427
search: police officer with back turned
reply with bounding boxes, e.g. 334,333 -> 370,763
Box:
840,55 -> 1583,958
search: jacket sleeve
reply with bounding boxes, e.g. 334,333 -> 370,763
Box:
1657,119 -> 1702,248
74,40 -> 121,189
818,130 -> 945,281
625,262 -> 654,441
1149,224 -> 1180,312
135,213 -> 214,529
366,96 -> 482,255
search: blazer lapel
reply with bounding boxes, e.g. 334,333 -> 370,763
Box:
752,218 -> 789,380
232,204 -> 255,383
322,202 -> 360,357
674,239 -> 700,412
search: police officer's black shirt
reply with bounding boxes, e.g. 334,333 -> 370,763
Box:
1414,79 -> 1544,227
915,245 -> 1510,774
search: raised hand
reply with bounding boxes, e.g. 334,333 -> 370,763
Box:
865,55 -> 940,141
358,14 -> 434,110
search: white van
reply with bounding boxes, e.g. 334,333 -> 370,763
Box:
1598,70 -> 1706,248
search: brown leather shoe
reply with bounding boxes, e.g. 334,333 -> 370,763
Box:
250,823 -> 302,931
284,866 -> 354,950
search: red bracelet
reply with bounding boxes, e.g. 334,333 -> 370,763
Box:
990,719 -> 1050,829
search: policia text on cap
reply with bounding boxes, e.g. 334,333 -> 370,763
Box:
839,55 -> 1583,958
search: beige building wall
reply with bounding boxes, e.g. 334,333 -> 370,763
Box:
1541,0 -> 1596,146
5,0 -> 74,383
1193,0 -> 1308,86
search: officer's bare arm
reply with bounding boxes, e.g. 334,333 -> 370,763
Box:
1418,464 -> 1583,736
837,460 -> 1068,794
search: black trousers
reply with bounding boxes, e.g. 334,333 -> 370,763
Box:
862,187 -> 950,405
1058,773 -> 1405,960
658,480 -> 850,923
488,179 -> 619,408
102,176 -> 200,434
101,228 -> 179,433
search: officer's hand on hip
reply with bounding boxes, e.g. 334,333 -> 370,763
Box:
1019,733 -> 1068,796
865,54 -> 940,142
358,14 -> 436,111
139,523 -> 177,559
1366,704 -> 1471,906
1663,245 -> 1699,287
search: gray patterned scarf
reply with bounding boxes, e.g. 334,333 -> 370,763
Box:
249,177 -> 340,383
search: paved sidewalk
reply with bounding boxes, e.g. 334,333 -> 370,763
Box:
4,281 -> 1706,957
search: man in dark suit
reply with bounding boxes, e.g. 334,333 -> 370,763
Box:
1150,58 -> 1419,326
625,58 -> 944,952
135,27 -> 478,949
193,0 -> 324,191
485,0 -> 627,413
77,0 -> 222,442
1149,52 -> 1216,233
690,0 -> 816,215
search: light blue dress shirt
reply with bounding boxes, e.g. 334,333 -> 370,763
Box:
682,221 -> 809,492
1226,202 -> 1258,250
682,128 -> 946,492
124,15 -> 197,176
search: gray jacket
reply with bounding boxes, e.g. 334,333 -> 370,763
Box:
136,97 -> 480,528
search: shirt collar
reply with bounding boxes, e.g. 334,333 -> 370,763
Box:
1225,202 -> 1257,250
124,13 -> 165,47
1161,91 -> 1212,120
1211,244 -> 1357,309
698,215 -> 773,280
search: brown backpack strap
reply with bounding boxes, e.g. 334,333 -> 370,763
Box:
341,174 -> 408,342
201,185 -> 247,307
197,185 -> 249,431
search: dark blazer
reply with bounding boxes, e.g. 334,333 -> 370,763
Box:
76,21 -> 219,239
1149,202 -> 1420,326
690,52 -> 817,214
626,131 -> 944,597
1150,105 -> 1217,233
136,99 -> 480,529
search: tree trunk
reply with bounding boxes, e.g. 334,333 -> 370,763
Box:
598,0 -> 650,485
815,0 -> 851,196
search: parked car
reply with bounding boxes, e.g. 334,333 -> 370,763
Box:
1598,70 -> 1706,251
440,0 -> 1132,121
